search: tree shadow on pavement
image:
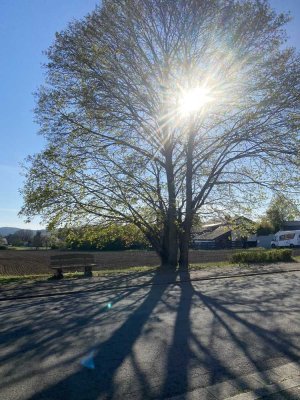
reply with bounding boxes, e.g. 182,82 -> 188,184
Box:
1,269 -> 300,399
160,270 -> 300,400
0,269 -> 177,400
0,269 -> 159,299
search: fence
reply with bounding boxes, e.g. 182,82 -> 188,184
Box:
191,241 -> 248,250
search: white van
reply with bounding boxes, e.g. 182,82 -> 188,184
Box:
271,230 -> 300,248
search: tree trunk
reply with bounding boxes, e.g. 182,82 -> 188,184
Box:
145,222 -> 177,269
178,221 -> 192,270
179,125 -> 194,270
166,215 -> 178,268
164,142 -> 178,269
158,219 -> 178,269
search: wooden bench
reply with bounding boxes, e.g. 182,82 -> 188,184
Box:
50,254 -> 96,279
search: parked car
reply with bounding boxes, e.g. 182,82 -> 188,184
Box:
271,230 -> 300,248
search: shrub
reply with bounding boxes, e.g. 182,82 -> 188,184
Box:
256,220 -> 274,235
64,223 -> 150,251
0,245 -> 7,250
231,249 -> 293,264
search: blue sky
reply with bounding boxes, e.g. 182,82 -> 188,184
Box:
0,0 -> 299,229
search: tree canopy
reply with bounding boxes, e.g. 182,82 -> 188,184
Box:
256,194 -> 299,234
266,195 -> 299,232
21,0 -> 300,268
63,223 -> 149,250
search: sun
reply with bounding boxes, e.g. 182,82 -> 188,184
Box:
179,86 -> 212,116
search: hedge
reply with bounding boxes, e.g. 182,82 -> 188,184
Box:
231,249 -> 293,264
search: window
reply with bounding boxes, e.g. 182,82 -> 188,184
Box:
286,233 -> 295,240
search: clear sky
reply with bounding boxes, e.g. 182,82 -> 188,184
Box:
0,0 -> 299,230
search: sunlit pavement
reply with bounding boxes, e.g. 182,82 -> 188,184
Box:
0,270 -> 300,399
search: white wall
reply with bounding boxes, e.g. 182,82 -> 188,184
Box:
257,234 -> 274,249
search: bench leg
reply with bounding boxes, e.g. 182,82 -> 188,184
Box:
84,266 -> 93,277
54,268 -> 64,279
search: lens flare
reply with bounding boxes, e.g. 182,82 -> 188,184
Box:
179,86 -> 212,116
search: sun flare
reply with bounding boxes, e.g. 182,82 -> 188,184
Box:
179,86 -> 212,116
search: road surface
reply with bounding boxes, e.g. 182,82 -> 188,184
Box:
1,270 -> 300,399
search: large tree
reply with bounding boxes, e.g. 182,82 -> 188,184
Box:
21,0 -> 300,268
265,194 -> 299,232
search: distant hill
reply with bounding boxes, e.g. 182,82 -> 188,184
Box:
0,227 -> 46,236
0,227 -> 21,236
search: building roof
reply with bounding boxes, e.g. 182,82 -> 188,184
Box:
196,226 -> 231,241
192,216 -> 254,234
282,221 -> 300,228
191,222 -> 222,234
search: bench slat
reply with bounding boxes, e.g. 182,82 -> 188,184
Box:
50,260 -> 95,266
50,254 -> 95,261
51,264 -> 96,269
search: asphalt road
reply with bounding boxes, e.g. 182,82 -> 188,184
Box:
1,270 -> 300,400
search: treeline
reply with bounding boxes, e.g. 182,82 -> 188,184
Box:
256,195 -> 299,235
5,230 -> 46,248
63,224 -> 149,251
2,224 -> 150,251
2,195 -> 298,251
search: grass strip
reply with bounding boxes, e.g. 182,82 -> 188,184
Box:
0,262 -> 232,284
1,258 -> 298,285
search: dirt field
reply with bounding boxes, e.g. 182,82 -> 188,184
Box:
1,248 -> 299,276
0,249 -> 238,276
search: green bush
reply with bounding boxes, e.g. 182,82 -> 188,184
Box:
0,245 -> 7,250
231,249 -> 293,264
64,223 -> 150,251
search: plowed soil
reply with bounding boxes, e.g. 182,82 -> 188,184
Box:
0,249 -> 240,276
1,249 -> 299,276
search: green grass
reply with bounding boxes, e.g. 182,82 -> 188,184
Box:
0,266 -> 159,284
94,265 -> 158,275
1,256 -> 297,285
6,246 -> 32,251
0,274 -> 51,284
189,261 -> 232,270
0,263 -> 233,285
